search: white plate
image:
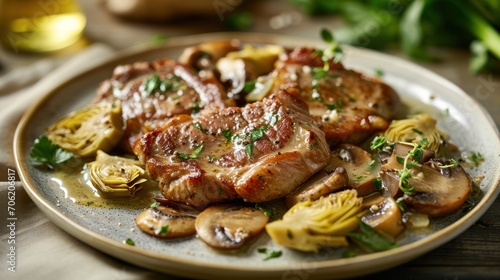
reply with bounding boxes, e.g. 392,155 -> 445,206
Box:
14,33 -> 500,279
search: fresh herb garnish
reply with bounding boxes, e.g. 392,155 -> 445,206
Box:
157,225 -> 169,236
374,68 -> 384,77
243,80 -> 256,92
144,74 -> 181,95
371,178 -> 383,191
124,238 -> 135,246
370,135 -> 386,152
367,159 -> 376,169
191,102 -> 201,114
150,201 -> 160,208
193,123 -> 206,134
310,28 -> 344,103
466,152 -> 485,167
397,138 -> 428,194
30,135 -> 73,169
347,220 -> 398,253
257,247 -> 282,260
438,158 -> 458,169
255,204 -> 281,220
245,126 -> 268,158
178,145 -> 204,160
222,128 -> 232,142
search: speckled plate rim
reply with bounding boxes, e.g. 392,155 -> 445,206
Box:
14,32 -> 500,280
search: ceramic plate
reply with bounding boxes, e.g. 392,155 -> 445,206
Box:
14,33 -> 500,279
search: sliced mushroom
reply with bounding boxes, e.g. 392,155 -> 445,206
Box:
216,44 -> 283,99
381,150 -> 472,217
285,167 -> 348,208
392,142 -> 435,164
178,40 -> 241,70
195,204 -> 269,250
361,197 -> 405,238
135,206 -> 197,238
329,144 -> 379,196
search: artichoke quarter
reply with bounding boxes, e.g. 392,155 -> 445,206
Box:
85,150 -> 147,197
384,113 -> 446,154
46,100 -> 124,157
265,189 -> 365,252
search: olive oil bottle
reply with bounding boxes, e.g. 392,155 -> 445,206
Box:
0,0 -> 86,52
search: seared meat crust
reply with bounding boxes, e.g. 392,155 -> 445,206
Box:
134,91 -> 330,207
272,47 -> 400,146
94,59 -> 233,152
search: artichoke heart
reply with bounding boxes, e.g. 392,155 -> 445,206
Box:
265,189 -> 365,252
384,113 -> 446,153
86,150 -> 147,197
47,101 -> 123,157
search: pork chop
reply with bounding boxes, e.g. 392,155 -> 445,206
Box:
134,91 -> 330,207
271,47 -> 400,146
94,58 -> 234,152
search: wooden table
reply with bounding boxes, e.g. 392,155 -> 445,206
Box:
1,0 -> 499,279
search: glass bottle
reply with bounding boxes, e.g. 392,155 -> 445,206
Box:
0,0 -> 86,53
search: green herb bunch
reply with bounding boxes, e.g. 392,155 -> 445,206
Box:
291,0 -> 500,74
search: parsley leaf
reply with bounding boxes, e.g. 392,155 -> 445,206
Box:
347,220 -> 398,252
257,247 -> 283,260
124,238 -> 135,246
178,145 -> 204,160
30,135 -> 73,169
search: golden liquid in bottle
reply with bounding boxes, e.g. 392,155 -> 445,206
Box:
0,0 -> 86,52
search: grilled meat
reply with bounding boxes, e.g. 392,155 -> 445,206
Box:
271,47 -> 400,146
134,91 -> 330,207
94,58 -> 234,152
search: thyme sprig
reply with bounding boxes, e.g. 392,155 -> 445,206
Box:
397,138 -> 429,194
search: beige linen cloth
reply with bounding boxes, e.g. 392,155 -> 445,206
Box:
0,45 -> 177,279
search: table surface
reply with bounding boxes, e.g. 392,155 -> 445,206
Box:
1,0 -> 499,279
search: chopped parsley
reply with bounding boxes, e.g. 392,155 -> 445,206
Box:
255,203 -> 281,221
144,74 -> 181,95
191,102 -> 201,114
150,201 -> 160,208
157,225 -> 169,236
30,135 -> 73,169
374,68 -> 384,77
257,247 -> 282,260
178,145 -> 204,160
347,220 -> 397,253
222,128 -> 232,142
245,126 -> 268,158
124,238 -> 135,246
371,178 -> 383,191
243,80 -> 256,92
193,123 -> 206,134
466,152 -> 485,167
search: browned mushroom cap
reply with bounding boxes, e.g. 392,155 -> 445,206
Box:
285,167 -> 349,208
178,40 -> 241,70
404,159 -> 472,217
329,144 -> 379,196
392,142 -> 435,163
381,150 -> 472,217
361,197 -> 405,238
135,206 -> 197,238
195,204 -> 269,250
